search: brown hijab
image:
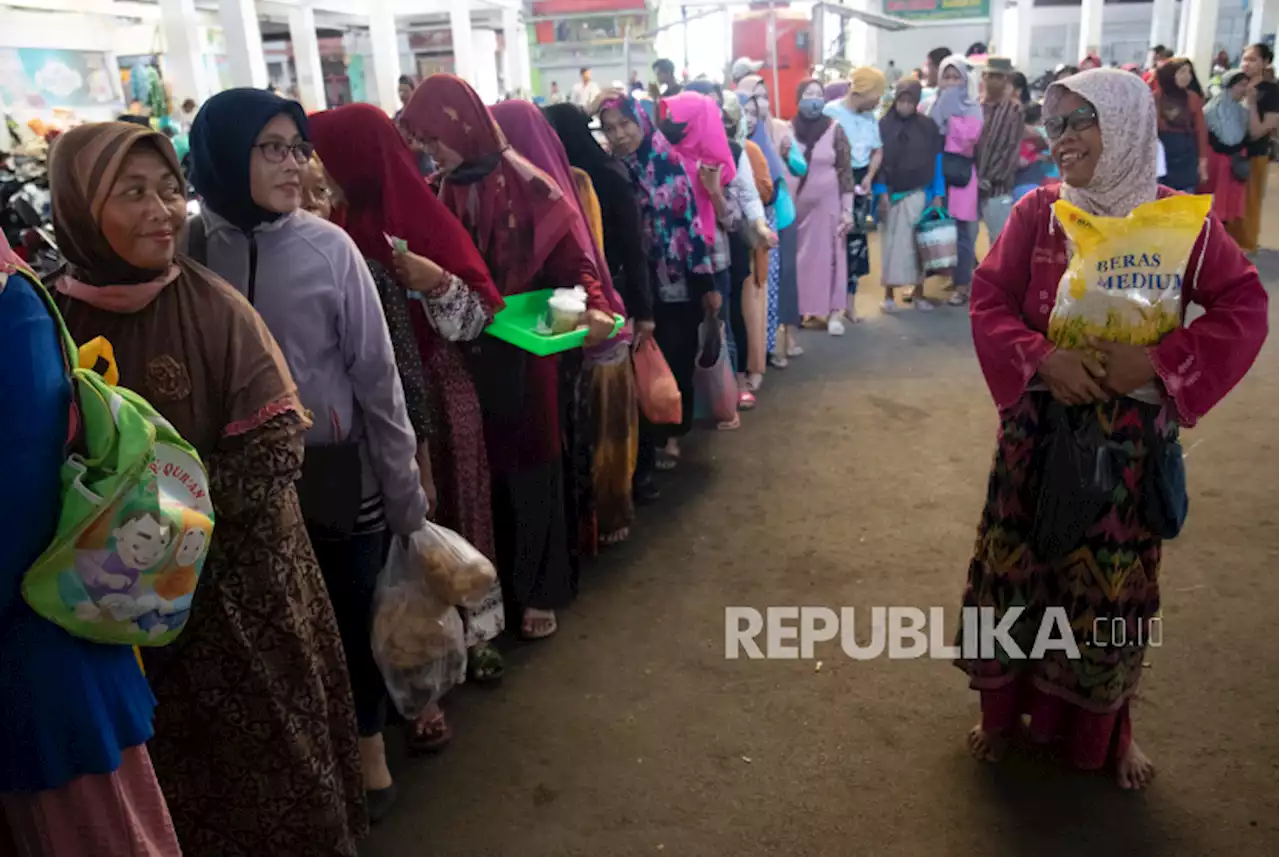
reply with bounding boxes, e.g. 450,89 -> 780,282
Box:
50,121 -> 182,286
49,122 -> 300,454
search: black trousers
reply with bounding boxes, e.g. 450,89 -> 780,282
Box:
311,526 -> 390,737
636,297 -> 703,483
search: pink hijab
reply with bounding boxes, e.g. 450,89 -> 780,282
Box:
659,91 -> 737,243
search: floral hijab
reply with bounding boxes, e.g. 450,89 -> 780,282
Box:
1045,69 -> 1157,217
602,94 -> 710,280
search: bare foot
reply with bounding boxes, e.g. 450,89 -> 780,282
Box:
966,724 -> 1006,762
1116,740 -> 1156,790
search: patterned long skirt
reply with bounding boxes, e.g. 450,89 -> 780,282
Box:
142,413 -> 366,857
588,342 -> 637,541
765,208 -> 781,354
420,342 -> 505,647
954,392 -> 1172,770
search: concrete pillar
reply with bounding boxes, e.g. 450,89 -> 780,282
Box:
501,6 -> 519,95
449,0 -> 475,84
288,5 -> 326,112
368,0 -> 402,114
1007,0 -> 1034,72
1149,0 -> 1178,54
990,0 -> 1005,58
219,0 -> 268,90
1176,0 -> 1193,56
471,29 -> 499,103
1181,0 -> 1220,78
1078,0 -> 1103,62
159,0 -> 210,104
1244,0 -> 1264,44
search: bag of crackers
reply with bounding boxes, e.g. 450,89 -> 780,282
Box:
1047,195 -> 1211,351
371,522 -> 497,719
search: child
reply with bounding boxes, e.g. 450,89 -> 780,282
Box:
1013,103 -> 1052,201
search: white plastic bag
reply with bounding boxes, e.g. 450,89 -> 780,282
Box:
371,528 -> 468,720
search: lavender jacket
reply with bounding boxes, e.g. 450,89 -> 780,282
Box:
194,207 -> 428,535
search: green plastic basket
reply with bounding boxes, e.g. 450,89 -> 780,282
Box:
484,289 -> 624,357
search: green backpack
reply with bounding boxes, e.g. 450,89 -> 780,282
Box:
20,270 -> 215,646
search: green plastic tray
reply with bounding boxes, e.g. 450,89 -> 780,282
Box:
484,289 -> 624,357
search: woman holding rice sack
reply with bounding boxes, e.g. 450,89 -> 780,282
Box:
957,69 -> 1267,789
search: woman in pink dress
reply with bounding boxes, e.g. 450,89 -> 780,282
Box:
928,56 -> 984,307
788,78 -> 858,335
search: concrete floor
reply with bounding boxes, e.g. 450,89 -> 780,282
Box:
364,181 -> 1279,857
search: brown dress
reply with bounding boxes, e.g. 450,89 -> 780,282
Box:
55,260 -> 367,857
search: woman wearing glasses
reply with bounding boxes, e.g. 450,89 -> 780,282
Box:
957,69 -> 1266,789
188,89 -> 429,837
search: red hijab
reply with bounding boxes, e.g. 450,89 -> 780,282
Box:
308,102 -> 501,312
400,75 -> 578,297
490,99 -> 624,316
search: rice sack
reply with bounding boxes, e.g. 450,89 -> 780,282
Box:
1047,195 -> 1212,349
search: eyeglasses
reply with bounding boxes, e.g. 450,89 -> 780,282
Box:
252,141 -> 315,164
1044,106 -> 1098,139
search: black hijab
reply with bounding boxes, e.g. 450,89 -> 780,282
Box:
542,103 -> 634,211
877,80 -> 943,194
188,88 -> 309,232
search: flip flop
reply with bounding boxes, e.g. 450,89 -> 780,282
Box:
467,642 -> 505,684
521,608 -> 558,641
404,709 -> 452,756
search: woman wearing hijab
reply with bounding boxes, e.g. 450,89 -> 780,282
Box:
1201,69 -> 1251,225
825,68 -> 888,324
595,92 -> 718,481
1153,58 -> 1210,192
187,89 -> 428,824
789,77 -> 858,335
959,68 -> 1267,789
928,56 -> 984,306
874,79 -> 944,310
48,122 -> 365,855
490,99 -> 633,554
400,75 -> 614,641
306,104 -> 509,759
543,104 -> 657,523
0,237 -> 180,857
737,74 -> 804,367
721,92 -> 776,392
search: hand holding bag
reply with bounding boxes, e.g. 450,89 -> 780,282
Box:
693,316 -> 738,424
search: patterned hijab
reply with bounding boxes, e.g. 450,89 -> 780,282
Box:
1045,68 -> 1158,217
929,56 -> 982,132
50,121 -> 184,286
400,74 -> 578,297
721,93 -> 747,146
601,94 -> 709,280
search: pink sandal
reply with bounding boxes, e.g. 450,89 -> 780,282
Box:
738,391 -> 757,411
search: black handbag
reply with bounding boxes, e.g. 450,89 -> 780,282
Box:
1030,402 -> 1119,562
942,152 -> 974,188
1231,150 -> 1252,182
297,408 -> 363,540
1141,416 -> 1188,539
461,333 -> 528,420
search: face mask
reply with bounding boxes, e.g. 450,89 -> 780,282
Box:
798,98 -> 825,119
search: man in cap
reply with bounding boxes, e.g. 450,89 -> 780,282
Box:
975,57 -> 1022,243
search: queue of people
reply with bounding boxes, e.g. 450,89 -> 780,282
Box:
0,42 -> 1274,855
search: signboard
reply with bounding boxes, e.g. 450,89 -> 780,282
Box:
882,0 -> 990,20
0,48 -> 121,110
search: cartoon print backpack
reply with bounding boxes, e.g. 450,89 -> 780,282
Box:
19,270 -> 214,647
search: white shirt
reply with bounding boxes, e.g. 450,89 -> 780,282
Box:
571,80 -> 601,109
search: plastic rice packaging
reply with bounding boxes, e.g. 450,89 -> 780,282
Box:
1047,195 -> 1212,350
